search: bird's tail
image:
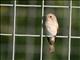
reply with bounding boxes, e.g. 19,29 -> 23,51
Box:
47,37 -> 55,53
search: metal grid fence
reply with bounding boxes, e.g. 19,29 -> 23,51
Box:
0,0 -> 80,60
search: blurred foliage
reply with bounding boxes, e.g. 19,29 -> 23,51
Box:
16,7 -> 41,34
0,6 -> 13,33
72,9 -> 80,36
1,0 -> 80,6
72,1 -> 80,6
44,0 -> 69,6
0,0 -> 13,4
0,36 -> 12,60
15,37 -> 41,60
0,0 -> 80,60
16,0 -> 42,5
71,39 -> 80,60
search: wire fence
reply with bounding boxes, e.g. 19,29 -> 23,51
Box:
0,0 -> 80,60
0,4 -> 80,8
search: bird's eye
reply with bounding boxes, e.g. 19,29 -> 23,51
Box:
50,16 -> 52,18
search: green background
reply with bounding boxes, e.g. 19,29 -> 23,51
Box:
0,0 -> 80,60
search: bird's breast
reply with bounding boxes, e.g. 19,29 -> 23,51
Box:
45,20 -> 58,36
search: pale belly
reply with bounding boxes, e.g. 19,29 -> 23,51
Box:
45,20 -> 58,36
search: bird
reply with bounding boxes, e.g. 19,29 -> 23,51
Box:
45,13 -> 59,53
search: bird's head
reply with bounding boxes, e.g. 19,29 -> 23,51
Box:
46,13 -> 56,21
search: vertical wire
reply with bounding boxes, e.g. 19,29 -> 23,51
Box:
12,0 -> 16,60
68,0 -> 72,60
40,0 -> 44,60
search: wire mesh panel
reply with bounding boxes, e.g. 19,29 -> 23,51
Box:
72,8 -> 80,36
1,6 -> 13,34
15,37 -> 41,60
0,0 -> 80,60
16,7 -> 42,34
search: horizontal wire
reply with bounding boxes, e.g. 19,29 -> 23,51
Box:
0,33 -> 80,38
71,36 -> 80,39
72,6 -> 80,8
17,5 -> 41,7
44,5 -> 69,8
0,4 -> 80,8
0,4 -> 41,7
0,33 -> 12,36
